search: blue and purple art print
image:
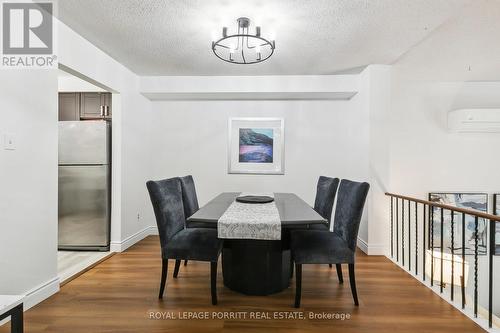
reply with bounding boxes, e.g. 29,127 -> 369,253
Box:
239,128 -> 273,163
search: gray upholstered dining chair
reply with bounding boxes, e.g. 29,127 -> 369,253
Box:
310,176 -> 340,230
177,175 -> 200,271
146,177 -> 222,305
309,176 -> 340,272
290,179 -> 370,307
290,176 -> 340,278
180,175 -> 199,220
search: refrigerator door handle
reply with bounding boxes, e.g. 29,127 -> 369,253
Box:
100,105 -> 104,117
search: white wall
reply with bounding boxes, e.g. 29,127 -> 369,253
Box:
364,65 -> 392,255
390,80 -> 500,197
148,97 -> 369,212
143,71 -> 390,253
147,93 -> 371,238
140,75 -> 359,94
58,70 -> 105,92
0,70 -> 59,308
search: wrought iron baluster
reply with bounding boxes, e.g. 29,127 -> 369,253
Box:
474,216 -> 478,318
396,198 -> 399,262
488,219 -> 494,328
440,208 -> 444,294
431,204 -> 434,287
415,201 -> 418,276
451,210 -> 454,301
408,199 -> 411,271
402,200 -> 405,267
461,212 -> 466,309
391,197 -> 394,258
429,202 -> 433,251
423,204 -> 426,281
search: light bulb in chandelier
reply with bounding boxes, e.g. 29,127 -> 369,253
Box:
229,44 -> 235,61
255,45 -> 261,61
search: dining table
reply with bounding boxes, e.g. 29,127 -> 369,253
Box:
186,192 -> 327,296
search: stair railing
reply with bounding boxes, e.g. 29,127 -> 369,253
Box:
385,192 -> 499,329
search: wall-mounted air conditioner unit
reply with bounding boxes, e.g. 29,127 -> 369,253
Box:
448,108 -> 500,133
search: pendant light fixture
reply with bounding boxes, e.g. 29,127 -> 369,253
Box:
212,17 -> 275,64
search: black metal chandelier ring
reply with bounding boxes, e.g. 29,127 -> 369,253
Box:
211,17 -> 275,65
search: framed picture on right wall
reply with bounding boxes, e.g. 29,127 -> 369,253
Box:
494,194 -> 500,255
429,192 -> 488,255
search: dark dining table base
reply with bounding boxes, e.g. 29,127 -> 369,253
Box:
222,239 -> 291,296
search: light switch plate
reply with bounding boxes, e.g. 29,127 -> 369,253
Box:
3,133 -> 16,150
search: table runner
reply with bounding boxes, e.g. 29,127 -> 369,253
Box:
217,193 -> 281,240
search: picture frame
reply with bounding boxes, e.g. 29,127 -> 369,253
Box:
429,192 -> 488,256
228,117 -> 285,175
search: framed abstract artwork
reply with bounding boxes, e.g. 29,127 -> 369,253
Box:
228,118 -> 284,174
429,193 -> 488,255
494,194 -> 500,255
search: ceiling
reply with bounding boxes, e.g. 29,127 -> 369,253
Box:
55,0 -> 471,76
394,0 -> 500,81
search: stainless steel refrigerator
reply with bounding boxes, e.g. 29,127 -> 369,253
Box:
58,120 -> 111,251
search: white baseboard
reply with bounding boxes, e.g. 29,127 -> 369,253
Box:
0,275 -> 60,326
367,243 -> 386,255
112,228 -> 385,256
24,276 -> 60,310
357,237 -> 369,254
110,225 -> 158,252
357,237 -> 385,255
148,226 -> 159,235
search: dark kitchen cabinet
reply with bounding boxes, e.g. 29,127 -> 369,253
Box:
58,93 -> 80,121
58,92 -> 112,121
80,93 -> 105,119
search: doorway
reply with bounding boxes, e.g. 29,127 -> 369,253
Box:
57,68 -> 114,283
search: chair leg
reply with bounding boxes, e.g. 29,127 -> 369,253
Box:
184,260 -> 188,266
210,261 -> 218,305
173,259 -> 181,278
336,264 -> 344,284
294,263 -> 302,308
329,264 -> 332,268
348,263 -> 359,306
159,259 -> 168,299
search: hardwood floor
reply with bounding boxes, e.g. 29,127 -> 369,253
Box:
1,236 -> 485,333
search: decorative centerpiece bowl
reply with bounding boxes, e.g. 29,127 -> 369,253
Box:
236,196 -> 274,204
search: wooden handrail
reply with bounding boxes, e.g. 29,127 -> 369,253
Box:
385,192 -> 500,222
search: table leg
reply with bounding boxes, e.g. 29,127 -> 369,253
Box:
222,239 -> 291,295
11,304 -> 23,333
